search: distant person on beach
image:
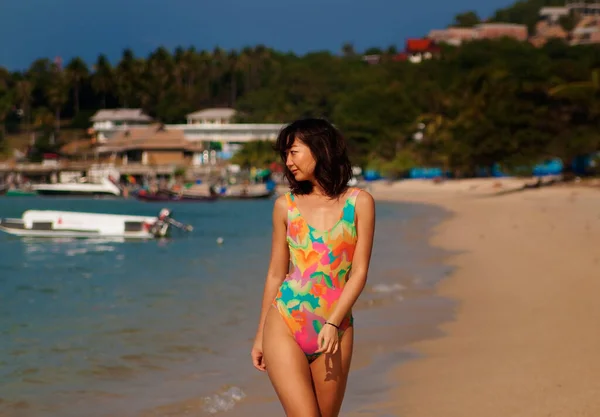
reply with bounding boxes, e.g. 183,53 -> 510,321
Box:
251,118 -> 376,416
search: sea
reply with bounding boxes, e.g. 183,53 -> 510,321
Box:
0,194 -> 453,417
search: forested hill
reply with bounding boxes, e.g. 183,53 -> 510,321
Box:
1,0 -> 600,176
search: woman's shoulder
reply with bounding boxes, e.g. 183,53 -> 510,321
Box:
274,193 -> 289,209
353,188 -> 375,213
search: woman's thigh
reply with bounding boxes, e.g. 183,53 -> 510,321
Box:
263,306 -> 321,417
310,326 -> 354,417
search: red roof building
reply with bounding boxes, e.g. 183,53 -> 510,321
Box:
394,38 -> 441,64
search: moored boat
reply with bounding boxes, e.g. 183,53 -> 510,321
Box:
214,182 -> 276,200
31,177 -> 121,197
0,208 -> 192,239
136,189 -> 218,202
218,188 -> 276,200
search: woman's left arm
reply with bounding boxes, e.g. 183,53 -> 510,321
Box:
325,191 -> 376,328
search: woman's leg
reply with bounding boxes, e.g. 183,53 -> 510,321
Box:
309,326 -> 354,417
263,307 -> 321,417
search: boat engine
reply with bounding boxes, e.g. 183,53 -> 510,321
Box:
149,208 -> 193,237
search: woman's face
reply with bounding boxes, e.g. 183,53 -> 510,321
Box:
285,137 -> 316,182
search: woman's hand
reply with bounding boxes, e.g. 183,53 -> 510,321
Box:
251,338 -> 266,372
316,322 -> 340,355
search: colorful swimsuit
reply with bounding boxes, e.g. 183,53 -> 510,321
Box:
273,188 -> 361,362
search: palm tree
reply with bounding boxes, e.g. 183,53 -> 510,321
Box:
15,79 -> 33,136
341,43 -> 357,58
227,50 -> 243,107
146,46 -> 174,111
65,57 -> 89,115
0,89 -> 13,140
46,63 -> 68,135
115,49 -> 140,108
92,54 -> 113,108
211,47 -> 227,104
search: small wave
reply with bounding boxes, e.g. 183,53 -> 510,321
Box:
371,283 -> 405,293
202,386 -> 246,414
93,245 -> 116,252
66,248 -> 88,257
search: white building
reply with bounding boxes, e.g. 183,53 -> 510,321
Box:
91,109 -> 153,142
90,108 -> 285,163
186,108 -> 237,125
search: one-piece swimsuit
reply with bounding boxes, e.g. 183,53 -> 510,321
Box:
272,187 -> 361,362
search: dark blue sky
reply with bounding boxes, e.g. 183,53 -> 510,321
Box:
0,0 -> 512,70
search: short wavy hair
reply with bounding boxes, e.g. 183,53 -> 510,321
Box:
274,118 -> 352,197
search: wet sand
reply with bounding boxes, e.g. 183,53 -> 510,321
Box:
370,180 -> 600,417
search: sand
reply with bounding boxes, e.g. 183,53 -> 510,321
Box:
369,179 -> 600,417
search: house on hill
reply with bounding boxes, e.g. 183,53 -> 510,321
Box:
394,38 -> 441,63
186,108 -> 236,125
428,27 -> 477,46
94,124 -> 204,167
90,108 -> 153,142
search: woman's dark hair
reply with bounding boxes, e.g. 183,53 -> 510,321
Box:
274,118 -> 352,197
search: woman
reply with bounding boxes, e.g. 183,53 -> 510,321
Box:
251,118 -> 376,417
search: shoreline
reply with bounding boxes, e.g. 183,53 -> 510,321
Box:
133,195 -> 454,417
369,179 -> 600,417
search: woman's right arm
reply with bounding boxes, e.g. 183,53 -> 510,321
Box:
251,195 -> 290,370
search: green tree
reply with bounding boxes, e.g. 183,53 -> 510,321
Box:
46,63 -> 68,134
65,57 -> 89,115
451,11 -> 481,27
0,89 -> 13,140
92,54 -> 113,109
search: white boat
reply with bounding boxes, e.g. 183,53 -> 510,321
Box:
0,209 -> 192,239
31,177 -> 121,197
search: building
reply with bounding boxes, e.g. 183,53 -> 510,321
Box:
473,23 -> 529,41
362,54 -> 381,65
88,108 -> 285,164
393,38 -> 441,63
428,27 -> 477,46
571,15 -> 600,44
186,108 -> 237,125
531,19 -> 569,47
539,6 -> 571,23
95,124 -> 204,167
427,23 -> 528,46
566,0 -> 600,15
90,108 -> 153,142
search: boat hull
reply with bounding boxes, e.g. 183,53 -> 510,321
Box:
33,189 -> 119,197
136,190 -> 217,202
31,178 -> 121,197
0,211 -> 161,239
0,224 -> 155,239
218,190 -> 275,200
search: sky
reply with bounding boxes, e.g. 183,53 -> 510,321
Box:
0,0 -> 513,71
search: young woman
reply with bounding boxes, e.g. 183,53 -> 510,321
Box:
251,118 -> 376,417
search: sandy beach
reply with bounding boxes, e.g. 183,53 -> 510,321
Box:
369,179 -> 600,417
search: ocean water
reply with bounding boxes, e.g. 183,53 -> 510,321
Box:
0,195 -> 449,417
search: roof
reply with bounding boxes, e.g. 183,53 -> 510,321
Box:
97,125 -> 203,153
540,6 -> 569,16
60,139 -> 96,155
405,38 -> 439,53
90,108 -> 153,123
186,108 -> 237,119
